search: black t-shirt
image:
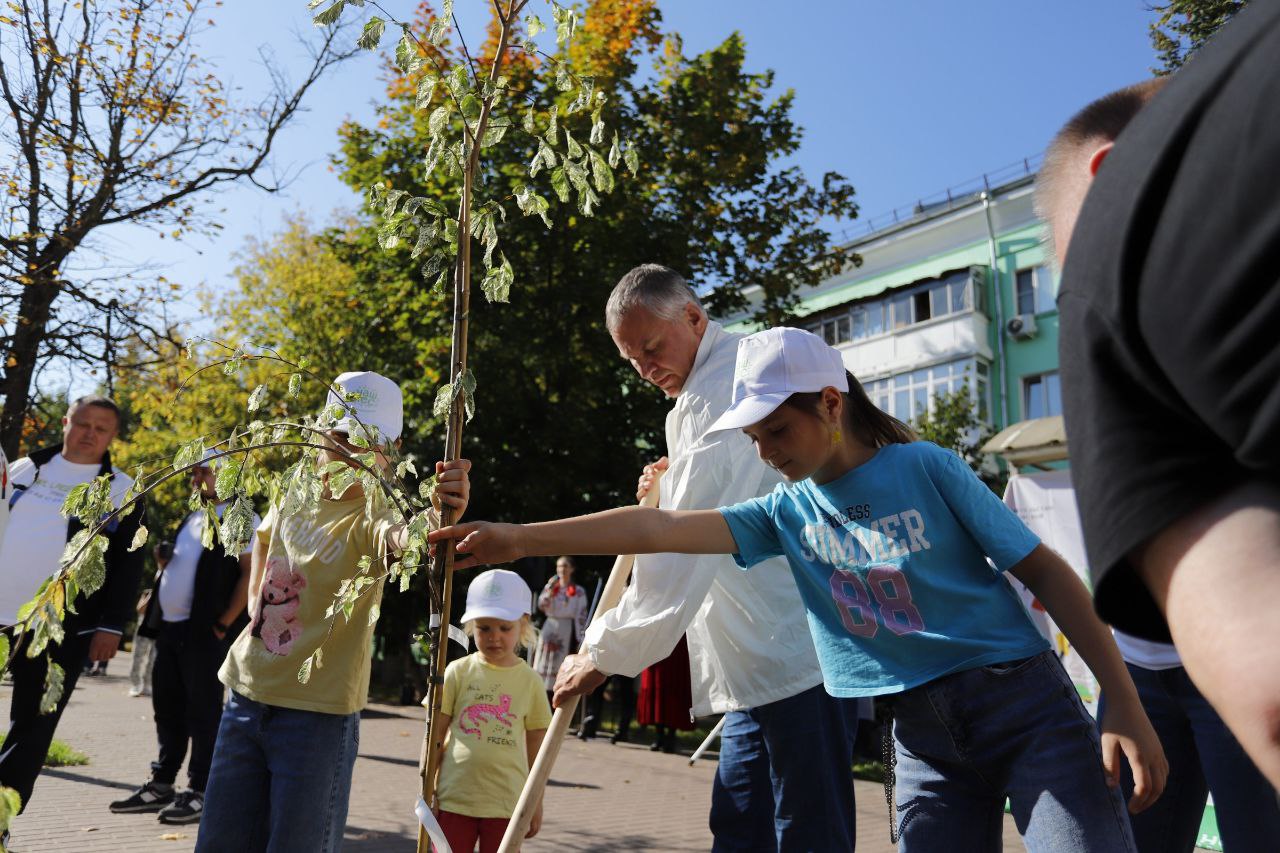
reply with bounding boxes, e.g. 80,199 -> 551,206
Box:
1058,1 -> 1280,642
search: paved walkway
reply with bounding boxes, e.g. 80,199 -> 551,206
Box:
3,649 -> 1025,851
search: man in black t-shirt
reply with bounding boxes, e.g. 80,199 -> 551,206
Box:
1043,2 -> 1280,790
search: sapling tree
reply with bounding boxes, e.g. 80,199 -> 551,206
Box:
306,4 -> 640,844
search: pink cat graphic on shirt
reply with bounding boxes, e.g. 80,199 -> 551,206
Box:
459,694 -> 514,738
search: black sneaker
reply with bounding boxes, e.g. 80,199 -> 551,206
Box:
109,780 -> 174,813
157,789 -> 204,825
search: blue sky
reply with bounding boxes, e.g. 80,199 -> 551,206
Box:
117,1 -> 1157,333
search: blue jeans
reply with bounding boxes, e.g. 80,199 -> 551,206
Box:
195,692 -> 360,853
710,683 -> 858,852
892,651 -> 1135,852
1099,663 -> 1280,853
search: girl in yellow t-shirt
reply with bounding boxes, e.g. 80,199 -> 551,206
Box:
431,569 -> 553,853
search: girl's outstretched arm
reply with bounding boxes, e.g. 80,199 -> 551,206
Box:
1009,545 -> 1168,813
428,507 -> 737,570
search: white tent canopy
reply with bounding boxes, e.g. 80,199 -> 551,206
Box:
981,415 -> 1068,467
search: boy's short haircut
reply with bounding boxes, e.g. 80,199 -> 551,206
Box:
1037,77 -> 1169,225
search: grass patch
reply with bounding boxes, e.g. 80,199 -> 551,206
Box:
44,740 -> 89,767
852,760 -> 884,783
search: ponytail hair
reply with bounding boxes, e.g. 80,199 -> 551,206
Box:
781,370 -> 916,447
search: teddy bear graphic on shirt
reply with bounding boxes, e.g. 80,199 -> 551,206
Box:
250,556 -> 307,656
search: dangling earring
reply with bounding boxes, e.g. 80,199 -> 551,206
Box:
831,427 -> 842,447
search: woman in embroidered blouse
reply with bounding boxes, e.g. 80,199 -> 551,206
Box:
532,556 -> 589,694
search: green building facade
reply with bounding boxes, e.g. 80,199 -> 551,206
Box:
726,163 -> 1062,434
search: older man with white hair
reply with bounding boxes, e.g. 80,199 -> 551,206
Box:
554,264 -> 859,851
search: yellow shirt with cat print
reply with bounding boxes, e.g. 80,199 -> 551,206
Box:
435,653 -> 553,818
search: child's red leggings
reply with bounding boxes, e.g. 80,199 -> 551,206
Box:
437,810 -> 507,853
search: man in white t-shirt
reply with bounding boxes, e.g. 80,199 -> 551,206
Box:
111,452 -> 258,825
0,395 -> 145,817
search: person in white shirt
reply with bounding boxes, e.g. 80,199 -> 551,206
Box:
0,395 -> 145,818
552,265 -> 859,851
111,451 -> 258,825
532,556 -> 590,698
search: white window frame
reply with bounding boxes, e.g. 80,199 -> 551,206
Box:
867,357 -> 991,425
1014,265 -> 1056,316
1022,371 -> 1062,419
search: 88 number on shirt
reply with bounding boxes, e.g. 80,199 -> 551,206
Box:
828,565 -> 925,638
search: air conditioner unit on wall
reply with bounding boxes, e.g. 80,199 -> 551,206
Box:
1006,314 -> 1038,340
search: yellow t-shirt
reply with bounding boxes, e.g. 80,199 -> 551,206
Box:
436,653 -> 553,818
220,496 -> 399,715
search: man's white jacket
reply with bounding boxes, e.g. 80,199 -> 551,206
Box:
584,321 -> 824,716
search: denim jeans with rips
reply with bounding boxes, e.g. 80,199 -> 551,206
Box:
1099,662 -> 1280,853
709,683 -> 859,852
195,691 -> 360,853
892,651 -> 1136,853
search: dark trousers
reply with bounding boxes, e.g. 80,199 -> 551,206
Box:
1100,662 -> 1280,853
0,629 -> 93,810
710,684 -> 859,853
150,620 -> 228,792
582,674 -> 634,737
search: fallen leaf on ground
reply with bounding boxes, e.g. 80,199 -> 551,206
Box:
159,832 -> 189,841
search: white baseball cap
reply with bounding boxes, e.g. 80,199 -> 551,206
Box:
324,371 -> 403,447
707,327 -> 849,433
460,569 -> 533,623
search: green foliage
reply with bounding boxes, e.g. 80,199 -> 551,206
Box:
1149,0 -> 1248,74
912,387 -> 1002,492
40,663 -> 65,715
61,531 -> 110,599
0,784 -> 20,849
44,740 -> 90,768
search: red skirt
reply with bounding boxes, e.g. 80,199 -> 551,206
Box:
636,634 -> 695,730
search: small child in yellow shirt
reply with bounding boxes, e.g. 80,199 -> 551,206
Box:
431,569 -> 552,853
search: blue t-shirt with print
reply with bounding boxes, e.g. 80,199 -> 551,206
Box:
719,441 -> 1049,697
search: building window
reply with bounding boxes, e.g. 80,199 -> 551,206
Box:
1015,265 -> 1056,315
850,303 -> 884,339
1023,371 -> 1062,419
799,268 -> 982,347
866,357 -> 991,424
806,315 -> 852,345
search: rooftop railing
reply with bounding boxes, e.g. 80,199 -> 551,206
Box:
833,152 -> 1044,244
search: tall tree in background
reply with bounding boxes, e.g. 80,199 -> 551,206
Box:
1149,0 -> 1248,73
0,0 -> 356,457
108,0 -> 859,706
330,0 -> 858,523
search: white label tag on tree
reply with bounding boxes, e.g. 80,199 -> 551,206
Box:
415,797 -> 453,853
428,614 -> 472,649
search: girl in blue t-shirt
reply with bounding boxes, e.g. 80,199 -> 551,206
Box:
432,327 -> 1166,851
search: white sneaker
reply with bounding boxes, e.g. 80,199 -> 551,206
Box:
128,686 -> 144,697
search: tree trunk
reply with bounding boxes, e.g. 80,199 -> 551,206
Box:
1,276 -> 63,457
